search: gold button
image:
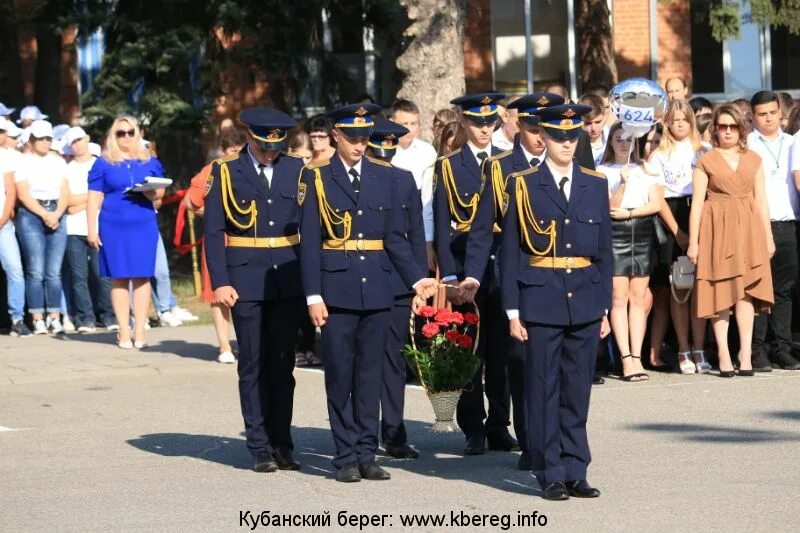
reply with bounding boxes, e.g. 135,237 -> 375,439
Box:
361,277 -> 367,283
335,208 -> 340,213
565,219 -> 570,224
358,233 -> 364,238
490,254 -> 496,260
267,199 -> 272,204
539,220 -> 544,224
269,221 -> 275,226
360,256 -> 365,260
566,268 -> 572,274
566,243 -> 572,249
567,292 -> 573,298
357,210 -> 363,215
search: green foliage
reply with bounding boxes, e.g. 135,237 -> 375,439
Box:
684,0 -> 800,42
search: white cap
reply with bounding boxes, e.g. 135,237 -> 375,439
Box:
63,126 -> 88,146
52,124 -> 70,140
0,103 -> 15,116
88,142 -> 101,157
51,138 -> 66,154
17,105 -> 48,124
5,121 -> 23,138
29,120 -> 54,139
19,127 -> 31,145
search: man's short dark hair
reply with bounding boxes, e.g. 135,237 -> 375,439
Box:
587,84 -> 610,98
578,93 -> 605,119
750,90 -> 779,110
689,97 -> 713,114
305,114 -> 333,134
391,99 -> 420,117
219,127 -> 248,152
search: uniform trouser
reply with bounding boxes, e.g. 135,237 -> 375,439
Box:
455,283 -> 513,439
381,295 -> 412,447
524,319 -> 600,486
324,307 -> 392,469
231,297 -> 303,456
753,221 -> 798,359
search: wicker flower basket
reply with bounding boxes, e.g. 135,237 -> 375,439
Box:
426,390 -> 462,432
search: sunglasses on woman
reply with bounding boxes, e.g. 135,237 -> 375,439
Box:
716,123 -> 739,132
115,129 -> 136,138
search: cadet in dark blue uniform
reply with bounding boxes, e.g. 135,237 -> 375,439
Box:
432,92 -> 518,455
366,117 -> 427,459
298,104 -> 437,482
500,104 -> 612,500
460,93 -> 565,470
204,108 -> 306,473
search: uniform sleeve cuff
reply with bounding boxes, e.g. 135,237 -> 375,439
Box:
506,310 -> 519,320
441,275 -> 458,283
306,295 -> 323,305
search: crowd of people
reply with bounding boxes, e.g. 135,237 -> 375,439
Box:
0,106 -> 199,345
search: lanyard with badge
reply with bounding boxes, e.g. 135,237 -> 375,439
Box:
759,136 -> 784,178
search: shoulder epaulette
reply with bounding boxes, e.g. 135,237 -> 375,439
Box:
510,165 -> 539,180
437,148 -> 461,162
213,153 -> 238,166
366,155 -> 392,167
580,166 -> 606,179
487,149 -> 513,162
306,159 -> 330,169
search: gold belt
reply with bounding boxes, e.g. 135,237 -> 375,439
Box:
226,234 -> 300,248
454,222 -> 502,233
528,256 -> 592,269
322,239 -> 384,251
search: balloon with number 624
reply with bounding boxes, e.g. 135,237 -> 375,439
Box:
609,78 -> 668,139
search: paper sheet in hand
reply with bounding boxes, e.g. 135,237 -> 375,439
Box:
131,177 -> 173,192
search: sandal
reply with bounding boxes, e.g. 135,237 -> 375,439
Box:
621,355 -> 649,382
692,349 -> 712,374
678,351 -> 696,374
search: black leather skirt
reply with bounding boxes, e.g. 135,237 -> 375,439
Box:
612,215 -> 656,276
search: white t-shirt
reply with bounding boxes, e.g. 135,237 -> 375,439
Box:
14,152 -> 67,200
491,127 -> 514,152
748,130 -> 797,221
646,139 -> 702,198
599,163 -> 664,209
64,157 -> 97,235
0,147 -> 22,208
392,137 -> 437,241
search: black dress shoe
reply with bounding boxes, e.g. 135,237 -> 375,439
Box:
253,452 -> 279,473
517,451 -> 531,470
273,448 -> 301,470
593,375 -> 605,385
752,352 -> 773,372
542,481 -> 569,501
463,434 -> 486,455
772,351 -> 800,370
335,463 -> 361,483
566,480 -> 601,498
385,443 -> 419,459
358,461 -> 391,480
487,432 -> 520,451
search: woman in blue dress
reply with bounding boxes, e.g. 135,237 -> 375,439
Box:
87,116 -> 165,349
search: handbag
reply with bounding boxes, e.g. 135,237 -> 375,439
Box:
670,255 -> 695,303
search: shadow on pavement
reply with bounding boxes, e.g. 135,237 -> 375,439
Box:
126,421 -> 538,495
54,332 -> 232,363
765,410 -> 800,421
627,422 -> 800,443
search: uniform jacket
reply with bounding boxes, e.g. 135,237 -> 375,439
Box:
391,166 -> 427,298
204,149 -> 305,302
500,162 -> 612,326
433,145 -> 503,279
299,155 -> 425,311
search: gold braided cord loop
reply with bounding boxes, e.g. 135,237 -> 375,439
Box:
490,159 -> 510,225
220,162 -> 258,234
314,167 -> 351,245
441,158 -> 479,226
515,176 -> 556,256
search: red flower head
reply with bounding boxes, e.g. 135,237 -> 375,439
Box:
435,309 -> 452,326
421,323 -> 440,338
463,312 -> 479,326
445,330 -> 461,343
457,334 -> 474,349
417,305 -> 436,318
449,311 -> 464,326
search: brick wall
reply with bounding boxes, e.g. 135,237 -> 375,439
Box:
613,0 -> 651,80
464,0 -> 493,93
656,0 -> 692,88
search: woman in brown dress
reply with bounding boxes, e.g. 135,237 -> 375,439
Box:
687,104 -> 775,377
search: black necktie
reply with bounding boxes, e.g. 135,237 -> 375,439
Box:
530,157 -> 540,167
558,176 -> 569,205
258,164 -> 269,190
477,151 -> 488,164
349,168 -> 360,199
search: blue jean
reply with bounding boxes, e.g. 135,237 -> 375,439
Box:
66,235 -> 115,324
151,234 -> 177,313
0,222 -> 26,322
16,205 -> 67,314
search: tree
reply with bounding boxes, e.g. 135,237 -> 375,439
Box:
706,0 -> 800,41
396,0 -> 468,140
575,0 -> 617,89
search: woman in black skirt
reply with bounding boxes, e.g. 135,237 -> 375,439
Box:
598,123 -> 665,382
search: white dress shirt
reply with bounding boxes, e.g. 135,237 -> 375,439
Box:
392,137 -> 436,241
491,127 -> 514,152
748,130 -> 797,221
247,146 -> 274,187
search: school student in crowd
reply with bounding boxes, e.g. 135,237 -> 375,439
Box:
688,104 -> 774,377
748,91 -> 800,370
305,115 -> 336,163
599,123 -> 665,381
14,120 -> 69,335
580,93 -> 608,166
647,100 -> 709,373
63,126 -> 117,333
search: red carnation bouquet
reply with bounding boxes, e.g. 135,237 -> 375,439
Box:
404,304 -> 481,431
